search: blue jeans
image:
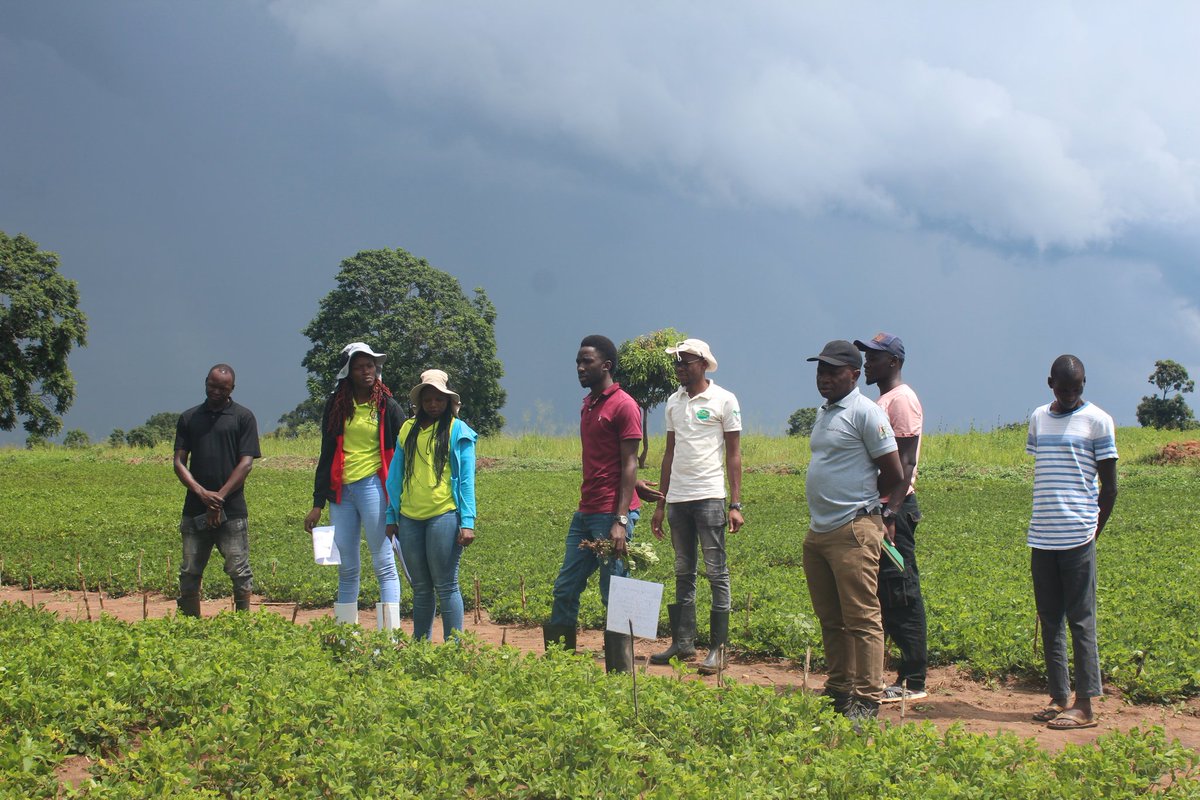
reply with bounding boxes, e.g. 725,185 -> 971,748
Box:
330,475 -> 400,604
179,515 -> 254,598
396,510 -> 464,640
550,510 -> 639,628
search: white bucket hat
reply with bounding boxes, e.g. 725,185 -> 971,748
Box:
335,342 -> 387,382
408,369 -> 462,415
665,338 -> 718,372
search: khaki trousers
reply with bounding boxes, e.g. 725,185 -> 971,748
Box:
802,516 -> 885,702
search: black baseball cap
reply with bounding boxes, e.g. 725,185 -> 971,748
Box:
807,340 -> 862,368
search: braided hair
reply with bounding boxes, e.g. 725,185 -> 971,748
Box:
403,393 -> 454,489
326,362 -> 392,433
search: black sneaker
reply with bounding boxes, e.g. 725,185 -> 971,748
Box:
821,687 -> 851,715
845,697 -> 879,732
880,684 -> 928,704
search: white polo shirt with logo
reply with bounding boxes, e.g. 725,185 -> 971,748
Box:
664,381 -> 742,503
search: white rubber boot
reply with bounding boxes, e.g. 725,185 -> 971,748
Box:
377,602 -> 402,631
333,602 -> 359,625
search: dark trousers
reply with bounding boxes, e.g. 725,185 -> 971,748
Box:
878,494 -> 927,691
179,515 -> 254,599
1031,540 -> 1102,700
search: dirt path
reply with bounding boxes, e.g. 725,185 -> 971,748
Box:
5,585 -> 1197,755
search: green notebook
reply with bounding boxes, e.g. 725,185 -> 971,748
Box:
881,539 -> 905,571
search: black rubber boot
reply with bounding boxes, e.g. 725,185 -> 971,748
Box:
542,623 -> 577,653
697,609 -> 730,675
604,630 -> 634,674
177,595 -> 201,618
649,603 -> 697,664
234,594 -> 252,612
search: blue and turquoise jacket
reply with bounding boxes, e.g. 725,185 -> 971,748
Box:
384,417 -> 478,528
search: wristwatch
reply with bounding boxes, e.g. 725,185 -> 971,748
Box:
616,514 -> 630,527
881,507 -> 897,522
728,502 -> 743,511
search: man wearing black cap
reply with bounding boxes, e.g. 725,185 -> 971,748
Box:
856,332 -> 928,704
803,340 -> 906,725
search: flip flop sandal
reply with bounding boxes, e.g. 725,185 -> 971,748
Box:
1046,711 -> 1098,730
1032,704 -> 1066,722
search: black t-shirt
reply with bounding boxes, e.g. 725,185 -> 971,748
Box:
175,400 -> 261,518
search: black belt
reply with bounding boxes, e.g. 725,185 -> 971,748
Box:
855,506 -> 882,517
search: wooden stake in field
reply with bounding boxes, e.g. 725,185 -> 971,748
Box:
78,560 -> 93,622
97,583 -> 105,611
803,646 -> 811,694
900,688 -> 907,720
628,619 -> 639,722
501,627 -> 508,646
473,576 -> 482,624
291,602 -> 300,623
745,591 -> 753,633
0,555 -> 5,587
519,576 -> 526,612
29,571 -> 35,606
138,551 -> 147,620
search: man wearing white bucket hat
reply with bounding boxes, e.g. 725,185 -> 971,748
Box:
649,338 -> 743,675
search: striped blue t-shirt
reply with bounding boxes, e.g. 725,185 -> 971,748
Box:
1026,401 -> 1118,550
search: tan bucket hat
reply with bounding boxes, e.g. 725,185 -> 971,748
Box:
408,369 -> 462,415
665,338 -> 718,372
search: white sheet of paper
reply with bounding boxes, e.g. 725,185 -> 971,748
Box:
312,526 -> 340,565
390,534 -> 412,582
605,575 -> 663,639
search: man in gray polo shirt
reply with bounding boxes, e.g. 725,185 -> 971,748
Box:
804,340 -> 906,725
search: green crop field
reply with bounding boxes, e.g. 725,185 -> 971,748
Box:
2,429 -> 1200,796
1,428 -> 1199,704
2,607 -> 1198,798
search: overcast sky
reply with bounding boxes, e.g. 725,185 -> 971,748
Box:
3,2 -> 1199,444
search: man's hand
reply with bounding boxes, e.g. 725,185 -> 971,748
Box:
199,488 -> 224,512
610,521 -> 628,559
635,480 -> 664,504
883,517 -> 896,545
386,523 -> 398,541
728,508 -> 744,533
651,505 -> 666,540
303,507 -> 322,534
457,527 -> 475,548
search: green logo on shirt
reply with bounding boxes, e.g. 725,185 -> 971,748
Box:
696,408 -> 711,421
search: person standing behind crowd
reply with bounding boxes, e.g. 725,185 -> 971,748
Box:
1026,355 -> 1117,731
650,338 -> 743,675
544,334 -> 643,673
385,369 -> 478,641
803,340 -> 906,726
304,343 -> 405,629
173,364 -> 260,617
856,332 -> 928,703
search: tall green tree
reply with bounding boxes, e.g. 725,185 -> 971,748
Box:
787,407 -> 818,437
617,327 -> 685,467
290,248 -> 506,435
0,232 -> 88,437
1136,359 -> 1196,430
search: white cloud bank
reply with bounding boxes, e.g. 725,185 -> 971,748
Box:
270,1 -> 1200,251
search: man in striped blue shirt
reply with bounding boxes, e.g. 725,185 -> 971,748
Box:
1025,355 -> 1118,730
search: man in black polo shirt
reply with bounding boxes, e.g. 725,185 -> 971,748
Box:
173,363 -> 261,617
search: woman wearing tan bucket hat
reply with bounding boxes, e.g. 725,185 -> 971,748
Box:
384,369 -> 478,640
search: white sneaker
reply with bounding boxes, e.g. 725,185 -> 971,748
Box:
880,684 -> 928,704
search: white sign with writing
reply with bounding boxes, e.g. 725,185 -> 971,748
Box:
312,526 -> 340,565
605,575 -> 663,639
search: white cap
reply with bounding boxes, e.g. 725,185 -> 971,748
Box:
335,342 -> 386,382
665,338 -> 717,372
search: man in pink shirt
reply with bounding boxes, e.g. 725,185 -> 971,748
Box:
856,332 -> 928,703
544,334 -> 643,673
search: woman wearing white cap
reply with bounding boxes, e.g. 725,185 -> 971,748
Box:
385,369 -> 478,640
304,343 -> 405,628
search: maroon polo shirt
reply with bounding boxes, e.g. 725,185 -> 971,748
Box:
579,383 -> 643,514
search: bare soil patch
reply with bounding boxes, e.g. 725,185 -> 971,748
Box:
6,585 -> 1197,756
1146,440 -> 1200,465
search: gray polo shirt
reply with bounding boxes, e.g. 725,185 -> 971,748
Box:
805,386 -> 897,533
